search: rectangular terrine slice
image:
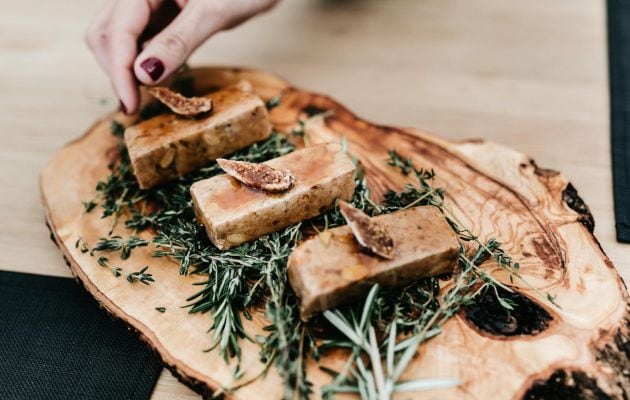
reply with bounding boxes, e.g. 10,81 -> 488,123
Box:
125,85 -> 272,189
190,143 -> 356,250
288,206 -> 459,319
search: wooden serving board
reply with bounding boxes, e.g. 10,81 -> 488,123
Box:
41,67 -> 629,399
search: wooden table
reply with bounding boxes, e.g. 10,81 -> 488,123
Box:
1,1 -> 625,399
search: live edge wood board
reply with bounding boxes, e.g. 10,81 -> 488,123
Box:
41,67 -> 629,399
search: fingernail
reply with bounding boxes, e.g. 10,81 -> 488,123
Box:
140,57 -> 164,81
119,100 -> 128,115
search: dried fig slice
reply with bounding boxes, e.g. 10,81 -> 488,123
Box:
216,158 -> 295,193
146,86 -> 213,116
338,200 -> 395,259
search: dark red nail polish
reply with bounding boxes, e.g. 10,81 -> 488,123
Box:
140,57 -> 165,81
119,100 -> 128,115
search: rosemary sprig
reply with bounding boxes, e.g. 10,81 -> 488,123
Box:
127,266 -> 155,285
321,285 -> 459,399
257,224 -> 313,400
318,243 -> 488,399
83,200 -> 97,213
386,149 -> 414,175
96,256 -> 155,285
96,256 -> 122,277
93,235 -> 149,260
75,237 -> 93,256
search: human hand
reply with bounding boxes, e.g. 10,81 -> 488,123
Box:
86,0 -> 279,114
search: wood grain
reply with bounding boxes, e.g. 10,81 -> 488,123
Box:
41,67 -> 629,399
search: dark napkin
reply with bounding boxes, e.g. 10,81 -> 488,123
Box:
608,0 -> 630,243
0,270 -> 162,400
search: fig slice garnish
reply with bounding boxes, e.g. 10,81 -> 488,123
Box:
217,158 -> 295,193
146,86 -> 213,116
338,200 -> 395,259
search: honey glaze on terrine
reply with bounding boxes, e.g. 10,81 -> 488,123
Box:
190,143 -> 356,250
125,83 -> 272,189
288,206 -> 459,319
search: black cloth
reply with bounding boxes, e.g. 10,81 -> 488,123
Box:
0,271 -> 162,400
608,0 -> 630,243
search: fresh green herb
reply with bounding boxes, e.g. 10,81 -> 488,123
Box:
266,95 -> 281,110
96,257 -> 154,285
110,121 -> 125,138
75,237 -> 93,255
82,200 -> 97,213
155,307 -> 166,313
97,256 -> 122,277
386,149 -> 414,175
321,285 -> 459,399
88,127 -> 297,364
93,235 -> 149,260
127,266 -> 155,285
257,224 -> 313,400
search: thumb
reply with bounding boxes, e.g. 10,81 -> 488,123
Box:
133,2 -> 223,85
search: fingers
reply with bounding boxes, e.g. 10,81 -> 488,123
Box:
85,0 -> 117,73
86,0 -> 162,114
107,0 -> 158,114
133,0 -> 280,85
133,2 -> 223,85
85,0 -> 281,113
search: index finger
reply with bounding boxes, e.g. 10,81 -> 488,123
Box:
107,0 -> 161,113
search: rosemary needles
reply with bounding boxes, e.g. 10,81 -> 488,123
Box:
322,285 -> 459,399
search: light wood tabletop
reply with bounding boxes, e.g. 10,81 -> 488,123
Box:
1,0 -> 626,399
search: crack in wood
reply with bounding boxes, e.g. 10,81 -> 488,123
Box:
463,285 -> 553,337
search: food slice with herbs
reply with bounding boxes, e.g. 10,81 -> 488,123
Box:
288,206 -> 459,319
190,143 -> 355,250
125,83 -> 272,189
